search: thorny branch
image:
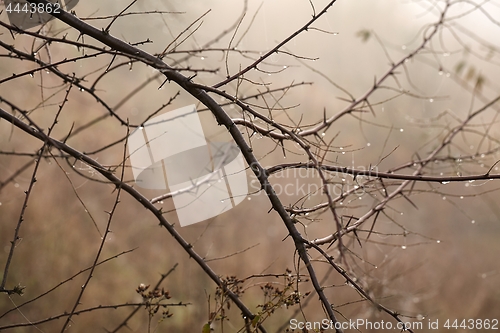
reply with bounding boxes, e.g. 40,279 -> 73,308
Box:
0,0 -> 499,331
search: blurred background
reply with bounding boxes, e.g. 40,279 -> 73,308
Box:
1,0 -> 499,331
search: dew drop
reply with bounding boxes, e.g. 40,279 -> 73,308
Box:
220,200 -> 224,203
436,240 -> 440,243
201,56 -> 205,60
401,245 -> 407,249
400,212 -> 404,215
402,45 -> 407,50
332,32 -> 339,36
460,196 -> 464,199
366,142 -> 371,147
471,220 -> 475,224
429,98 -> 434,103
247,197 -> 251,200
442,196 -> 446,200
29,73 -> 34,78
14,183 -> 19,188
399,128 -> 404,132
438,71 -> 443,76
446,72 -> 451,77
441,181 -> 450,184
321,132 -> 326,136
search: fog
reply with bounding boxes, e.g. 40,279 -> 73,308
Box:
1,0 -> 499,331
